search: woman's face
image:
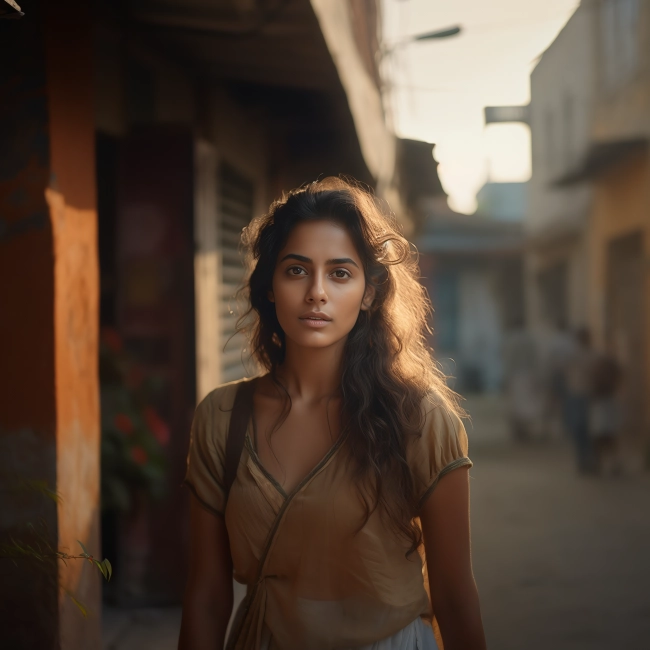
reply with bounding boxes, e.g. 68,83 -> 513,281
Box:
269,220 -> 374,350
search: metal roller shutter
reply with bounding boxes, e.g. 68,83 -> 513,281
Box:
219,162 -> 255,383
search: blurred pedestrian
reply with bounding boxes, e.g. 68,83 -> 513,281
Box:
543,320 -> 575,439
564,327 -> 597,474
589,345 -> 623,476
503,325 -> 541,441
179,179 -> 487,650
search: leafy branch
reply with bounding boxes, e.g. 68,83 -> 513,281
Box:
0,522 -> 112,618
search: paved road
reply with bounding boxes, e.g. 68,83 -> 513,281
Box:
465,396 -> 650,650
103,396 -> 650,649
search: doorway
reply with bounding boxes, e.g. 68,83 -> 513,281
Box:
606,231 -> 646,435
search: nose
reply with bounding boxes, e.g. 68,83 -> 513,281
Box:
306,274 -> 328,304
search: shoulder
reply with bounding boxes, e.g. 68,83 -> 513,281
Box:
191,377 -> 258,444
185,379 -> 258,515
419,391 -> 465,438
196,376 -> 257,417
407,391 -> 471,500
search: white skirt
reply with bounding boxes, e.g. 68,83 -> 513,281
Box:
353,617 -> 439,650
261,617 -> 439,650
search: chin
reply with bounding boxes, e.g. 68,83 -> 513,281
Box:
291,331 -> 340,349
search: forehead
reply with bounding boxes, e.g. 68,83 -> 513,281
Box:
279,220 -> 360,259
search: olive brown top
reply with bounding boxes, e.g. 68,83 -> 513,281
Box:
184,378 -> 472,650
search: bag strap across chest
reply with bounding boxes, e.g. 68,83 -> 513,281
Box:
224,378 -> 256,497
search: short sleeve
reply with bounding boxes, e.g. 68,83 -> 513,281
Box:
183,385 -> 234,517
408,395 -> 473,506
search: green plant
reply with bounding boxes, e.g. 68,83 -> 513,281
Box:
100,328 -> 170,512
0,517 -> 111,618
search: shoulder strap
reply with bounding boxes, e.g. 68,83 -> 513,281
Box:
224,379 -> 256,498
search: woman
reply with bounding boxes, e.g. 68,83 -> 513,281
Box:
179,178 -> 486,650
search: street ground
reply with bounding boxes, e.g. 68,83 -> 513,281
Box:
102,395 -> 650,649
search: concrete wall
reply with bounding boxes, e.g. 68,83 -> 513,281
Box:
588,151 -> 650,436
588,152 -> 650,344
0,3 -> 101,647
309,0 -> 408,231
586,0 -> 650,438
94,15 -> 276,602
526,4 -> 597,335
528,5 -> 596,231
202,85 -> 270,216
95,21 -> 197,138
592,0 -> 650,141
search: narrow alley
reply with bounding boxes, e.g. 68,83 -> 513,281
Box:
103,397 -> 650,650
468,397 -> 650,650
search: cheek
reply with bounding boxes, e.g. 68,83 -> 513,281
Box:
270,277 -> 302,323
333,283 -> 366,321
271,276 -> 296,306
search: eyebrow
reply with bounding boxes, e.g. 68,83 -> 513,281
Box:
279,253 -> 360,269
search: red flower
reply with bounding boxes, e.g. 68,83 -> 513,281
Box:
144,406 -> 170,446
114,413 -> 134,436
130,446 -> 148,465
101,327 -> 123,353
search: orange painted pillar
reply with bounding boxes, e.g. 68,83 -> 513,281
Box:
0,3 -> 101,648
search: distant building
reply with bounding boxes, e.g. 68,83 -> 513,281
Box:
527,2 -> 596,337
476,182 -> 528,223
526,0 -> 650,448
563,0 -> 649,442
418,177 -> 525,393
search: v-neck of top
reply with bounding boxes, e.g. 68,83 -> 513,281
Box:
245,406 -> 347,501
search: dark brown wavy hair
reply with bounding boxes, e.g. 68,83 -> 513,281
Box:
237,177 -> 462,554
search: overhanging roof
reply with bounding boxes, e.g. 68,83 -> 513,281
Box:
125,0 -> 412,223
309,0 -> 396,190
418,212 -> 524,255
130,0 -> 342,90
123,0 -> 372,184
553,137 -> 649,186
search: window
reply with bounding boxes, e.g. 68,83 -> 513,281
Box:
620,0 -> 640,76
219,162 -> 255,383
601,0 -> 640,90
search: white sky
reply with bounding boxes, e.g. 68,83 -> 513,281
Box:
382,0 -> 580,213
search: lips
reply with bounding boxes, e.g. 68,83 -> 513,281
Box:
299,311 -> 332,321
299,311 -> 332,328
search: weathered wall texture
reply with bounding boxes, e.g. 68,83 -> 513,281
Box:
526,4 -> 596,335
0,2 -> 101,648
587,0 -> 650,441
588,151 -> 650,436
48,3 -> 101,644
0,8 -> 60,648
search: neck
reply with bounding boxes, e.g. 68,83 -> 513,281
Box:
276,338 -> 346,401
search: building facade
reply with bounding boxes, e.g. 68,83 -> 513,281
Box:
526,0 -> 650,453
0,1 -> 426,646
584,0 -> 650,445
526,2 -> 597,338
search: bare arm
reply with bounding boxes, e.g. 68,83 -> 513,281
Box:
420,467 -> 487,650
178,496 -> 234,650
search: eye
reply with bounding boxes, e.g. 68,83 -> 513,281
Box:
287,266 -> 307,276
331,268 -> 351,279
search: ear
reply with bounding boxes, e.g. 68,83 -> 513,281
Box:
360,284 -> 376,311
267,290 -> 275,303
